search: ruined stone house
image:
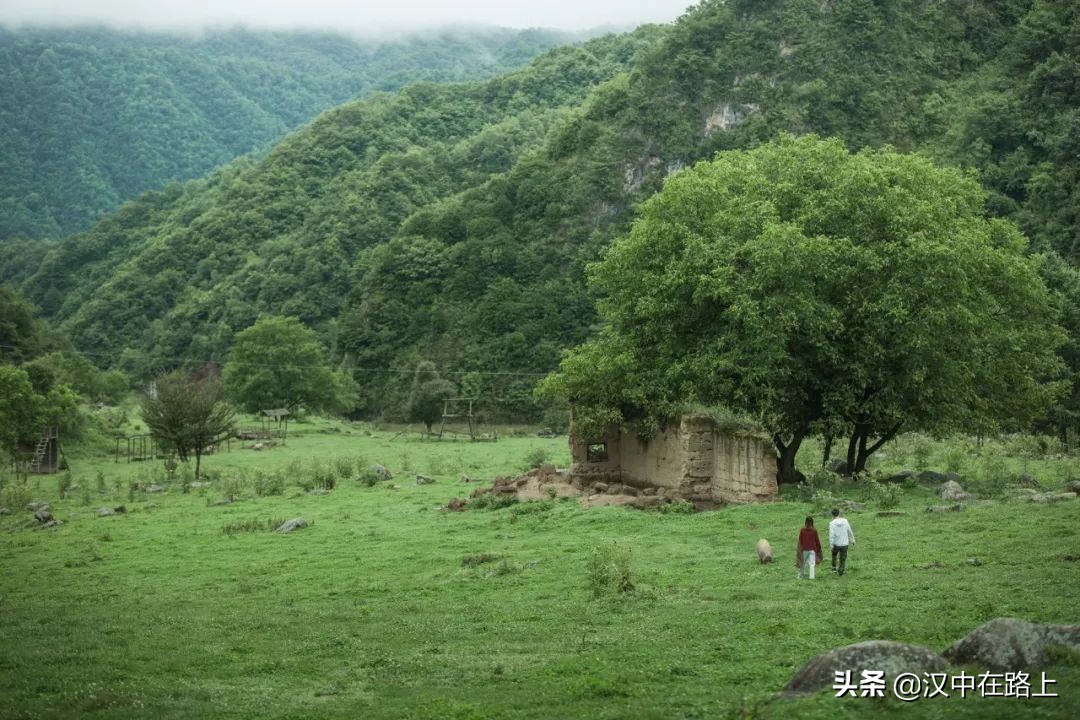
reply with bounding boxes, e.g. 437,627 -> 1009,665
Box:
570,413 -> 778,505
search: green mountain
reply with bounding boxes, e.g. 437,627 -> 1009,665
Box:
0,25 -> 573,239
6,0 -> 1078,419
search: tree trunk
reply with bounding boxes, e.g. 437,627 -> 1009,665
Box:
854,422 -> 902,473
822,431 -> 833,467
845,423 -> 867,478
774,423 -> 810,484
194,448 -> 202,481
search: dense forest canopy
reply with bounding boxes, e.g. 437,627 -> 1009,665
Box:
2,0 -> 1077,434
0,25 -> 575,239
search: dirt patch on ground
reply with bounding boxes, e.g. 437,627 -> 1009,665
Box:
466,465 -> 675,510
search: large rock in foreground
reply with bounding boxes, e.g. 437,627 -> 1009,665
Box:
943,618 -> 1080,671
783,641 -> 947,695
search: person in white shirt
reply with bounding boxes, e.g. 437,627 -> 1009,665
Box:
828,508 -> 856,576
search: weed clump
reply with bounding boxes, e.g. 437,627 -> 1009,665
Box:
222,517 -> 286,535
253,471 -> 285,496
587,541 -> 635,598
462,553 -> 500,567
658,499 -> 694,514
523,447 -> 550,470
469,494 -> 519,511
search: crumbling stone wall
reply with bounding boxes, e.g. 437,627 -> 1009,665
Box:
570,414 -> 777,504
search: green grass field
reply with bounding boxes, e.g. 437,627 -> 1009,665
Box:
1,418 -> 1078,719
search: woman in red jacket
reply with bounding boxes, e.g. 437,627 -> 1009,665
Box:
797,516 -> 824,579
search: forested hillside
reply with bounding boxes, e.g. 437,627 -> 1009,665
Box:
5,0 -> 1078,422
0,25 -> 572,239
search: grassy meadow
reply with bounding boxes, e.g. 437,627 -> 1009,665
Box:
1,416 -> 1078,719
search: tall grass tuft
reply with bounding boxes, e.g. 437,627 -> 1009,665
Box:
587,542 -> 635,598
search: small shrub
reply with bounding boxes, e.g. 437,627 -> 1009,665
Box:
253,472 -> 285,497
489,559 -> 519,577
333,456 -> 354,479
863,476 -> 901,510
219,473 -> 250,499
942,442 -> 969,474
57,471 -> 73,499
0,479 -> 33,509
970,449 -> 1011,498
659,499 -> 694,514
911,436 -> 933,471
357,468 -> 382,487
509,500 -> 555,518
462,553 -> 500,567
523,447 -> 550,470
586,541 -> 635,598
95,471 -> 107,494
469,494 -> 519,511
222,517 -> 286,536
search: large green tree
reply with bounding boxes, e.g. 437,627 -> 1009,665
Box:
545,135 -> 1065,483
141,371 -> 235,481
222,316 -> 357,414
0,365 -> 43,460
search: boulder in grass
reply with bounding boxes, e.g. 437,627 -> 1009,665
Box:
1065,480 -> 1080,495
415,475 -> 435,485
373,464 -> 393,481
883,470 -> 915,484
97,508 -> 115,517
937,480 -> 969,502
0,507 -> 11,516
917,470 -> 950,484
274,518 -> 309,534
783,641 -> 947,695
944,618 -> 1080,671
34,508 -> 54,524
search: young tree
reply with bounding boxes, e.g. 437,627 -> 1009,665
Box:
544,135 -> 1064,483
141,371 -> 235,481
405,361 -> 457,433
222,316 -> 358,415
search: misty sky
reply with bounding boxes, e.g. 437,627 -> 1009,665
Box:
0,1 -> 696,33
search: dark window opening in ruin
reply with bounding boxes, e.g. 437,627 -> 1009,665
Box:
587,443 -> 608,463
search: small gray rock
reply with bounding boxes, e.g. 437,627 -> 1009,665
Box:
415,475 -> 435,485
26,501 -> 49,512
917,470 -> 949,484
97,508 -> 115,517
937,480 -> 969,502
274,518 -> 309,534
966,557 -> 982,566
783,641 -> 947,695
0,507 -> 11,515
944,618 -> 1080,671
146,484 -> 165,493
883,470 -> 915,484
373,464 -> 393,481
1065,480 -> 1080,495
34,508 -> 54,524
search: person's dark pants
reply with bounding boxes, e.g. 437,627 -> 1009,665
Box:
831,545 -> 849,575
